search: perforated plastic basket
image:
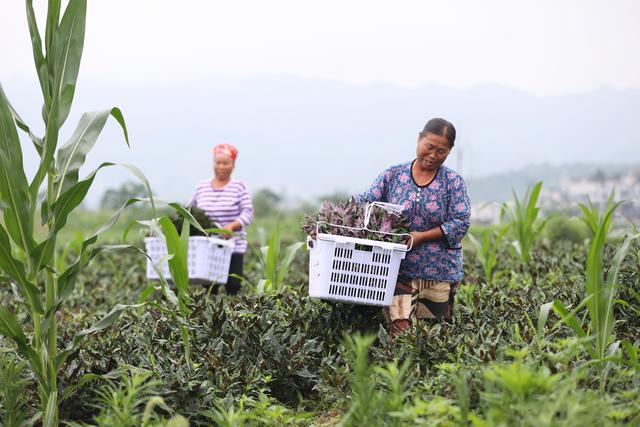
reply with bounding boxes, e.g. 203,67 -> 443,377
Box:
144,236 -> 234,284
306,202 -> 411,306
307,234 -> 408,306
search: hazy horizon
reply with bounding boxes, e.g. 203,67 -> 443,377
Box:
3,74 -> 639,207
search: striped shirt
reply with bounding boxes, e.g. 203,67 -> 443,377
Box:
190,179 -> 254,253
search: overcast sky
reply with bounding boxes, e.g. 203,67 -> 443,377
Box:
2,1 -> 639,206
2,0 -> 639,96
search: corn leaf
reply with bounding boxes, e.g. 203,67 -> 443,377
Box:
29,0 -> 87,201
43,391 -> 57,427
0,305 -> 45,386
169,202 -> 208,236
55,107 -> 129,197
0,84 -> 34,253
25,0 -> 50,108
57,198 -> 143,300
158,216 -> 192,315
0,224 -> 43,313
52,0 -> 86,127
276,242 -> 304,288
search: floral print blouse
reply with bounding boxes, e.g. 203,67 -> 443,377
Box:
357,161 -> 471,282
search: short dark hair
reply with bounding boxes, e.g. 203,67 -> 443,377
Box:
420,118 -> 456,148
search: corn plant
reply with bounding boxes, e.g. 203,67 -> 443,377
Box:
547,199 -> 639,388
0,1 -> 153,423
467,225 -> 510,285
579,192 -> 617,238
501,181 -> 548,266
250,223 -> 304,295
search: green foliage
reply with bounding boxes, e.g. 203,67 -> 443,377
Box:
468,225 -> 510,285
250,223 -> 304,295
548,199 -> 638,380
474,360 -> 619,427
0,227 -> 637,424
80,372 -> 187,427
200,393 -> 311,426
341,333 -> 379,425
501,181 -> 548,265
169,206 -> 217,237
579,192 -> 618,239
341,333 -> 425,427
1,118 -> 638,427
0,351 -> 30,426
157,216 -> 192,315
545,214 -> 589,244
0,1 -> 152,422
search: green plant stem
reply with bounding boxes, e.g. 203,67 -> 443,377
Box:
32,309 -> 46,403
46,169 -> 59,424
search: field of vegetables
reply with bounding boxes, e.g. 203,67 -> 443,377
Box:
1,200 -> 639,425
0,1 -> 638,426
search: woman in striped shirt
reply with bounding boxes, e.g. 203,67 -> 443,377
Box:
190,143 -> 254,294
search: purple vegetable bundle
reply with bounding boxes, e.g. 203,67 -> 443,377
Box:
302,199 -> 410,244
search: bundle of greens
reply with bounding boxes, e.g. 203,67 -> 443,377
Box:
302,198 -> 410,243
170,206 -> 218,236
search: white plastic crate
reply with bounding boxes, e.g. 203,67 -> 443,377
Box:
307,234 -> 408,306
144,236 -> 234,284
307,202 -> 412,306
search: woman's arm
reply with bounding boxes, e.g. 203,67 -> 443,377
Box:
439,175 -> 471,249
223,219 -> 243,232
406,175 -> 470,248
407,227 -> 444,246
234,182 -> 254,229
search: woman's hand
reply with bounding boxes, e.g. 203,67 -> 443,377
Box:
221,221 -> 240,239
406,231 -> 424,248
405,227 -> 446,249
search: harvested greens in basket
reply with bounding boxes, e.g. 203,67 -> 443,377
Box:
302,198 -> 410,244
170,206 -> 218,236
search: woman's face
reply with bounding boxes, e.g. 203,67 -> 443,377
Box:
416,133 -> 451,172
213,154 -> 234,181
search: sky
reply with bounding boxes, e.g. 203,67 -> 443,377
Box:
1,1 -> 639,206
3,0 -> 639,96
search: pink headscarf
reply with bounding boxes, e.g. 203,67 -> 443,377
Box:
213,143 -> 238,160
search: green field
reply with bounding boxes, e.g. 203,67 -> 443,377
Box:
2,203 -> 640,425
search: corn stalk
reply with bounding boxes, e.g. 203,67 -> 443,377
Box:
467,224 -> 510,285
501,181 -> 548,267
250,223 -> 304,295
546,199 -> 638,390
0,1 -> 150,423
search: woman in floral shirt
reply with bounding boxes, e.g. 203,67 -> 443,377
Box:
358,118 -> 470,335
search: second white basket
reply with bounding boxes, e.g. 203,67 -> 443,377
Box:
307,234 -> 408,306
144,236 -> 235,284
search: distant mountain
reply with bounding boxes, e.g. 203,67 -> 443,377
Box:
4,76 -> 639,207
